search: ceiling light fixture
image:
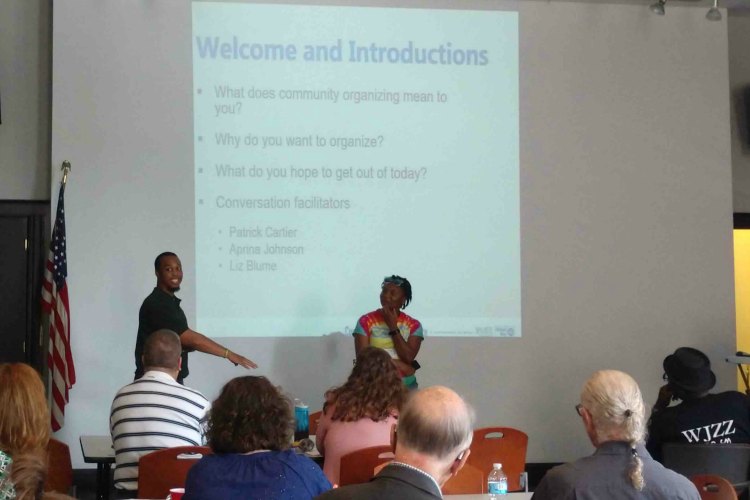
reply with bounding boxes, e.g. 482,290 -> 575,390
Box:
650,0 -> 666,16
706,0 -> 722,21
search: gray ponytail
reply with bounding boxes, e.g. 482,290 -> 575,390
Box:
628,440 -> 645,490
581,370 -> 646,491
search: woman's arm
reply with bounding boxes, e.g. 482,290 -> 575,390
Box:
381,307 -> 421,363
390,334 -> 422,364
392,358 -> 416,377
354,334 -> 369,356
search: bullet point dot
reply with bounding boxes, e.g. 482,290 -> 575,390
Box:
219,263 -> 223,268
198,168 -> 204,173
198,136 -> 203,142
199,199 -> 204,205
219,247 -> 223,251
197,88 -> 202,94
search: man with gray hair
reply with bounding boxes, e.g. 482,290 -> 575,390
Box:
533,370 -> 699,500
315,385 -> 474,499
111,329 -> 210,494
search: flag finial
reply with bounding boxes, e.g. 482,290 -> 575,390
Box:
61,161 -> 71,185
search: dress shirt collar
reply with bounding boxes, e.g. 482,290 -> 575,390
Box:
389,461 -> 443,497
141,370 -> 178,384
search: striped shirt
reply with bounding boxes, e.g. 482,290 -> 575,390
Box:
110,371 -> 210,491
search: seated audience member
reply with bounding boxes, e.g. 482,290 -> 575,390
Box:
0,363 -> 74,500
110,329 -> 210,493
315,385 -> 474,500
316,346 -> 407,484
647,347 -> 750,461
184,376 -> 331,500
532,370 -> 699,500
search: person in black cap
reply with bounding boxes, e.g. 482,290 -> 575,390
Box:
646,347 -> 750,461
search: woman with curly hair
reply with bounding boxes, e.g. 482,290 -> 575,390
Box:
316,346 -> 407,484
184,376 -> 330,500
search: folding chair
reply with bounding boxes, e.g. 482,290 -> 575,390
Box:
442,463 -> 484,495
662,443 -> 750,496
467,427 -> 528,492
137,446 -> 211,498
691,474 -> 739,500
338,445 -> 394,486
45,438 -> 73,496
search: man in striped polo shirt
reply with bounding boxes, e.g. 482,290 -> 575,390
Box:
111,329 -> 210,494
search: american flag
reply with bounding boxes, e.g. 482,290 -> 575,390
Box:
41,180 -> 76,431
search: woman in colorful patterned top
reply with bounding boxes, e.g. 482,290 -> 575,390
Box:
353,275 -> 424,389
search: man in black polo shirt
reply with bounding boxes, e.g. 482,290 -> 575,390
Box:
134,251 -> 257,383
646,346 -> 750,462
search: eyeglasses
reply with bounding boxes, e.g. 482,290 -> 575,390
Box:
575,404 -> 584,416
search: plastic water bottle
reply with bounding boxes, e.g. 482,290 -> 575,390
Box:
488,463 -> 508,498
294,399 -> 309,441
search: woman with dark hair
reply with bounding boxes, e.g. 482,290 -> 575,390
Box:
184,376 -> 330,499
316,346 -> 407,484
353,275 -> 424,389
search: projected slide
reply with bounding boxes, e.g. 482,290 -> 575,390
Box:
192,3 -> 520,337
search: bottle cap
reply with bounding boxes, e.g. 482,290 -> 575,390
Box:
493,463 -> 502,468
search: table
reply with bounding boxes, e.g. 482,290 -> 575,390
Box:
295,434 -> 323,465
80,435 -> 115,500
446,494 -> 532,499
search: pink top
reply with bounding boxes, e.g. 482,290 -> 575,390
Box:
315,403 -> 398,485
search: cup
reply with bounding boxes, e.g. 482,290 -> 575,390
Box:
167,487 -> 185,500
294,400 -> 309,441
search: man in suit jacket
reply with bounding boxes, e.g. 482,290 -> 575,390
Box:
315,385 -> 474,500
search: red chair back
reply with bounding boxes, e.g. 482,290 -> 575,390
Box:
45,438 -> 73,494
442,462 -> 484,495
137,446 -> 211,499
691,474 -> 739,500
339,445 -> 394,486
309,410 -> 322,436
467,427 -> 528,492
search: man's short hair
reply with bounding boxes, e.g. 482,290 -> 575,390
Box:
154,252 -> 178,271
397,386 -> 474,460
143,329 -> 181,370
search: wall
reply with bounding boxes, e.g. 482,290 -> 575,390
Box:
49,0 -> 736,468
4,1 -> 748,211
0,0 -> 50,200
730,13 -> 750,212
734,230 -> 750,390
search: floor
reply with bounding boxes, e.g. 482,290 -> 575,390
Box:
71,470 -> 125,500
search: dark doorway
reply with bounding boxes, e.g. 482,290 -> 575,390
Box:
0,201 -> 49,371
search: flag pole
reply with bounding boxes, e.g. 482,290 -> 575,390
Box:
45,159 -> 75,432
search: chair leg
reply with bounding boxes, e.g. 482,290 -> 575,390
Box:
520,472 -> 528,493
